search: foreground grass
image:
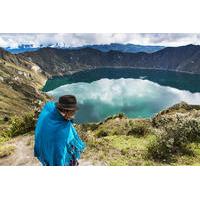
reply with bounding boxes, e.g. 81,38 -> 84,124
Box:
81,132 -> 200,166
82,134 -> 157,166
77,103 -> 200,166
1,102 -> 200,166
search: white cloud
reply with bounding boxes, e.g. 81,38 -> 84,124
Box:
0,33 -> 200,48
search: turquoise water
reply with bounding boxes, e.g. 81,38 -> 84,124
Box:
43,68 -> 200,123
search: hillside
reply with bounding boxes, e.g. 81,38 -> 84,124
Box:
1,102 -> 200,166
18,44 -> 200,76
0,48 -> 51,132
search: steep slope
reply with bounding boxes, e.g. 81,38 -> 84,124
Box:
19,44 -> 200,76
0,48 -> 49,124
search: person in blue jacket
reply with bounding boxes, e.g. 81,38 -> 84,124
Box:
34,95 -> 86,166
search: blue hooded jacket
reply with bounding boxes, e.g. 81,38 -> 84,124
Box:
34,101 -> 86,166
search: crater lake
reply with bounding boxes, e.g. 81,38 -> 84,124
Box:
43,67 -> 200,123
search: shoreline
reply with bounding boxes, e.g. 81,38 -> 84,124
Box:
47,66 -> 200,80
42,66 -> 200,92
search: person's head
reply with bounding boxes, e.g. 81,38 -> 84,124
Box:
56,95 -> 78,120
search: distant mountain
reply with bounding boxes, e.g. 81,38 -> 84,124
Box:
18,44 -> 200,76
70,43 -> 165,53
5,43 -> 165,54
5,44 -> 41,54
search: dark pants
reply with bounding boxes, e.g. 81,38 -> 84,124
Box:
69,159 -> 79,166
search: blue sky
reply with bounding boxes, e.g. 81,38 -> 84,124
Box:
0,33 -> 200,48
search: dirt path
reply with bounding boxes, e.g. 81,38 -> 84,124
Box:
0,134 -> 104,166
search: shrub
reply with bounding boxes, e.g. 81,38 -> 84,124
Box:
104,112 -> 126,123
147,130 -> 179,162
96,129 -> 108,138
0,145 -> 15,158
6,112 -> 36,137
118,112 -> 126,119
147,117 -> 200,162
0,135 -> 10,144
80,123 -> 99,131
127,120 -> 151,137
104,115 -> 114,122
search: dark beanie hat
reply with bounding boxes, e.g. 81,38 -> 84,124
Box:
56,95 -> 78,111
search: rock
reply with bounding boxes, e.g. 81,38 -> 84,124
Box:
31,64 -> 41,72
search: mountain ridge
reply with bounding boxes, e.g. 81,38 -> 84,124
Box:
17,44 -> 200,76
5,43 -> 165,54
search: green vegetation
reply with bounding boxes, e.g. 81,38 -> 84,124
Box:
127,120 -> 153,137
0,145 -> 15,158
0,112 -> 36,158
76,102 -> 200,166
0,111 -> 35,137
0,58 -> 49,119
147,116 -> 200,163
1,112 -> 36,138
